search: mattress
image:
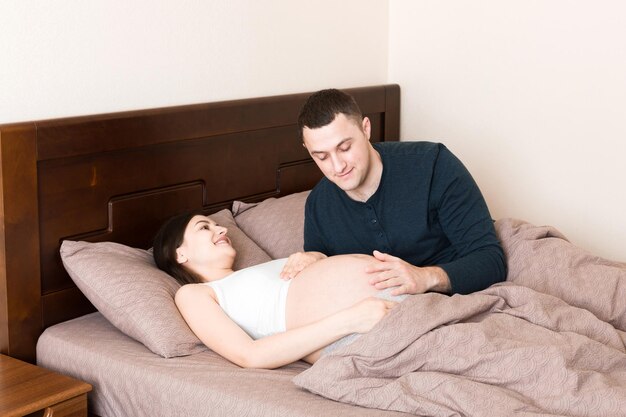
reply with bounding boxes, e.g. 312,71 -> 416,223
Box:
36,312 -> 407,417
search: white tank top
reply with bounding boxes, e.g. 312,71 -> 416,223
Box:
204,258 -> 290,339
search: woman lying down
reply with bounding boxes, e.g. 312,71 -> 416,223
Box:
153,212 -> 405,369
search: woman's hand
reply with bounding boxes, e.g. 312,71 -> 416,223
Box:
280,251 -> 327,280
344,297 -> 398,334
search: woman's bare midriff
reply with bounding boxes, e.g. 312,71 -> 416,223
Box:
285,254 -> 380,330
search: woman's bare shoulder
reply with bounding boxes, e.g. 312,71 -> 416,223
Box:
175,283 -> 217,304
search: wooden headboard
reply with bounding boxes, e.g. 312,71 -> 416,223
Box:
0,84 -> 400,363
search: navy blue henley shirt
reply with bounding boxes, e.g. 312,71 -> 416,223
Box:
303,141 -> 506,295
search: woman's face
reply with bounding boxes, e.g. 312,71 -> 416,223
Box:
176,215 -> 236,272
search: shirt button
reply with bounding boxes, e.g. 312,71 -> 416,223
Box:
378,233 -> 383,237
371,219 -> 377,224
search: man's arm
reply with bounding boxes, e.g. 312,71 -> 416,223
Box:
430,145 -> 506,294
366,145 -> 505,296
279,191 -> 329,279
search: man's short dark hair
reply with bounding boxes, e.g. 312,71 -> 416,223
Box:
297,89 -> 363,140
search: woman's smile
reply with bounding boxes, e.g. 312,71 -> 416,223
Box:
214,236 -> 232,246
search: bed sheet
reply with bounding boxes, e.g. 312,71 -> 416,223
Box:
36,312 -> 408,417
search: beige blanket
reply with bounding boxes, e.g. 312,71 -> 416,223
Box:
293,219 -> 626,417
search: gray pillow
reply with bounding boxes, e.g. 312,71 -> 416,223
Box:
60,209 -> 271,358
232,191 -> 310,259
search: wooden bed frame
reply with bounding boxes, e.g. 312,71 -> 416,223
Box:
0,84 -> 400,364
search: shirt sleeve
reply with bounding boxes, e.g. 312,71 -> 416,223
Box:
303,190 -> 328,254
431,146 -> 507,294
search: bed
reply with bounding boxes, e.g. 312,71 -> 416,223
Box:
2,84 -> 626,417
0,85 -> 406,416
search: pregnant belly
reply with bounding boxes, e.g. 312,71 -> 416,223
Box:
285,254 -> 380,330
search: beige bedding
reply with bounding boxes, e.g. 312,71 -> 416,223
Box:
294,219 -> 626,416
39,218 -> 626,417
37,312 -> 408,417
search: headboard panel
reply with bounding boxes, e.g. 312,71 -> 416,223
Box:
0,84 -> 400,362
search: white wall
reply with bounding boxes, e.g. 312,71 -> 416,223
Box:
389,0 -> 626,261
2,1 -> 623,261
0,0 -> 388,123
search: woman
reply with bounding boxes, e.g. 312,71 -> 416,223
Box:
153,212 -> 404,369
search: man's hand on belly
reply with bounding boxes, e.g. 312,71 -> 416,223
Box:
280,251 -> 327,280
365,250 -> 452,295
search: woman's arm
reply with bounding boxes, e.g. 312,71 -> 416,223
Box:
175,284 -> 394,369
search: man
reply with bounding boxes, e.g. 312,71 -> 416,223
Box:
280,89 -> 506,295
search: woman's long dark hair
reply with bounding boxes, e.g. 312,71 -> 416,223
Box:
153,211 -> 204,285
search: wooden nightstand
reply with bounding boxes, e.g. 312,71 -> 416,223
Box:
0,354 -> 92,417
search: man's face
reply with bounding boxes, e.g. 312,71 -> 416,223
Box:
302,113 -> 374,194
